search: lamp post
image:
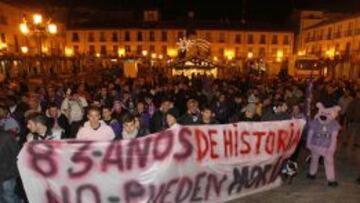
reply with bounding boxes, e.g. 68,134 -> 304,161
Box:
19,13 -> 57,75
19,13 -> 57,55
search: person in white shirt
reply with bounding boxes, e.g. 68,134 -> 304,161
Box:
76,106 -> 115,141
61,89 -> 88,138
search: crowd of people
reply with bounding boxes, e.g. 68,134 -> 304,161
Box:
0,70 -> 360,202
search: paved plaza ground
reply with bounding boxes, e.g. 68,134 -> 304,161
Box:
229,148 -> 360,203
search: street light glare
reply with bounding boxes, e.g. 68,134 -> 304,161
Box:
48,23 -> 57,34
33,14 -> 43,24
21,46 -> 29,54
20,23 -> 29,34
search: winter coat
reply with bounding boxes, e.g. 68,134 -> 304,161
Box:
151,110 -> 167,133
179,112 -> 201,125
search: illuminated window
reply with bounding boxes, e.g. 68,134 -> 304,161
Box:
219,33 -> 225,43
113,45 -> 118,55
100,45 -> 106,55
150,45 -> 155,52
219,48 -> 224,55
125,31 -> 130,41
235,34 -> 241,44
161,31 -> 167,42
283,35 -> 289,45
260,35 -> 266,44
149,31 -> 155,41
100,32 -> 106,42
88,32 -> 94,42
89,45 -> 95,55
112,32 -> 118,42
259,47 -> 266,57
125,45 -> 131,53
247,34 -> 254,44
73,45 -> 79,54
271,35 -> 278,44
162,45 -> 167,54
137,45 -> 142,54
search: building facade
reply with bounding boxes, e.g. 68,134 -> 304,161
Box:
299,13 -> 360,79
64,27 -> 294,75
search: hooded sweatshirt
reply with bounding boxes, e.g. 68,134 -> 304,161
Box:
76,121 -> 115,141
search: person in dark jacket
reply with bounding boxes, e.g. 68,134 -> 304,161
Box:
261,101 -> 291,121
134,101 -> 151,131
102,105 -> 122,138
199,105 -> 218,124
112,100 -> 129,125
212,93 -> 230,124
318,84 -> 338,108
179,99 -> 201,125
46,103 -> 70,138
0,130 -> 20,203
150,98 -> 171,133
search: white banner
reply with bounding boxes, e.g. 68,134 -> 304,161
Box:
17,119 -> 305,203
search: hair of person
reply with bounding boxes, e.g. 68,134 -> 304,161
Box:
102,105 -> 113,111
47,102 -> 58,109
201,104 -> 212,112
122,114 -> 136,124
87,106 -> 101,115
26,112 -> 49,126
161,97 -> 171,104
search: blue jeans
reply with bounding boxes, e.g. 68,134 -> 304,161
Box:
0,178 -> 20,203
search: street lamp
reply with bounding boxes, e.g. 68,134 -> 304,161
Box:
247,52 -> 253,59
21,46 -> 29,54
19,13 -> 58,55
33,14 -> 43,25
142,50 -> 148,57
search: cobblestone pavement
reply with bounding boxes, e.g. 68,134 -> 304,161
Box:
228,149 -> 360,203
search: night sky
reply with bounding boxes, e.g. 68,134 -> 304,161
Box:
11,0 -> 360,25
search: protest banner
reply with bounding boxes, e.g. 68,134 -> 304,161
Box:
17,119 -> 305,203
